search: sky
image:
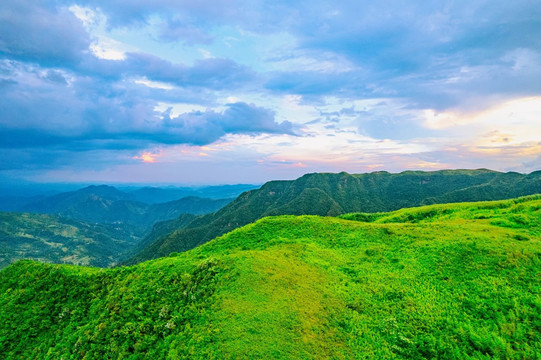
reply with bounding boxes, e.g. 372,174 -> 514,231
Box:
1,0 -> 540,185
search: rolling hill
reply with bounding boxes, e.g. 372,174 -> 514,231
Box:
129,169 -> 541,263
1,195 -> 540,359
0,212 -> 138,268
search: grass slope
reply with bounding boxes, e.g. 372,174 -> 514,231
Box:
0,212 -> 138,268
130,169 -> 541,263
1,195 -> 540,359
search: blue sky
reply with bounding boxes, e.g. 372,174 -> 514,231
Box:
1,0 -> 540,184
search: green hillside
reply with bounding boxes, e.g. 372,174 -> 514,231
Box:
129,169 -> 541,264
0,212 -> 138,268
1,196 -> 540,359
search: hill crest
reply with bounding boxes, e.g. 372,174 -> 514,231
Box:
2,195 -> 540,359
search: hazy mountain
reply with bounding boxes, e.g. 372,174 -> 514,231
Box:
0,182 -> 85,212
23,185 -> 232,236
129,169 -> 541,263
150,197 -> 232,219
128,184 -> 260,203
0,186 -> 233,268
0,212 -> 138,268
2,196 -> 540,358
0,195 -> 48,212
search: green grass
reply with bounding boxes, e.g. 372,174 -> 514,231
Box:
1,195 -> 540,359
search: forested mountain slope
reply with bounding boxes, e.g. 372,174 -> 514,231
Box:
1,196 -> 540,359
130,169 -> 541,263
1,189 -> 231,268
0,212 -> 138,268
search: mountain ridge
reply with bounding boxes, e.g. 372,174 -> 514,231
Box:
128,169 -> 541,264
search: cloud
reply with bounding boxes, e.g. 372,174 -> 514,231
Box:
0,1 -> 255,92
0,62 -> 292,150
0,0 -> 90,66
159,102 -> 295,145
74,51 -> 257,90
258,1 -> 541,110
5,0 -> 540,110
1,0 -> 540,182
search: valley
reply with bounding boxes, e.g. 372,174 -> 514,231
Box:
0,185 -> 244,268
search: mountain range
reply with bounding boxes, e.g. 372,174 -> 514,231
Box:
0,183 -> 259,212
22,185 -> 233,235
126,184 -> 260,204
0,186 -> 236,268
2,169 -> 541,269
128,169 -> 541,264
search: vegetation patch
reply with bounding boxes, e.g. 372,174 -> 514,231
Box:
1,195 -> 540,359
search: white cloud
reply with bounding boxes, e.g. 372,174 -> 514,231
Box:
134,77 -> 174,90
68,5 -> 97,28
424,96 -> 541,145
90,36 -> 136,60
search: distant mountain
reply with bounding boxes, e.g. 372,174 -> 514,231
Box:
0,182 -> 83,212
1,186 -> 233,268
0,212 -> 138,268
128,169 -> 541,263
2,196 -> 540,358
23,186 -> 232,236
0,195 -> 48,212
127,184 -> 260,203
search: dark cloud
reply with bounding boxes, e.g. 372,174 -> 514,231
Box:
0,66 -> 293,171
159,102 -> 294,145
66,51 -> 256,91
0,62 -> 292,150
0,0 -> 90,66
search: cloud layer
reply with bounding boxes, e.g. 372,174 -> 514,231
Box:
1,0 -> 540,183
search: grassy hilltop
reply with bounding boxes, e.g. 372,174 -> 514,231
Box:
1,195 -> 540,359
